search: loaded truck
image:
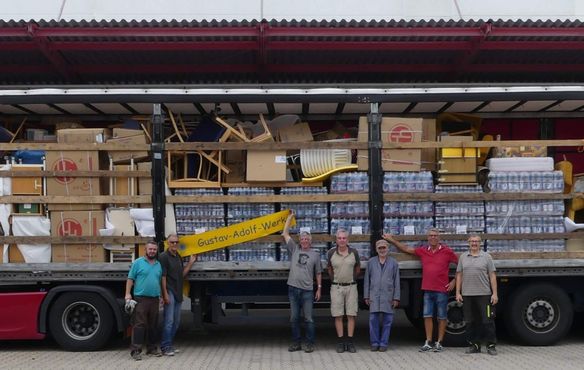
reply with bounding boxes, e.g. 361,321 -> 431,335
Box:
1,86 -> 584,351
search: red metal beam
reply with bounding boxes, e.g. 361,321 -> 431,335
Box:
32,27 -> 260,38
50,41 -> 259,51
4,39 -> 584,52
3,63 -> 584,75
27,24 -> 77,82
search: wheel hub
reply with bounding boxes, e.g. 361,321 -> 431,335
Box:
62,302 -> 100,340
447,300 -> 465,330
525,299 -> 555,329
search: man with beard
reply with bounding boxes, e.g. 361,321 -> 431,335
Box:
125,241 -> 163,361
282,213 -> 322,353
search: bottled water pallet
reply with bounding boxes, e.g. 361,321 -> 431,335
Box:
383,201 -> 433,217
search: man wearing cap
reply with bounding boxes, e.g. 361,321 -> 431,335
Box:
159,234 -> 197,356
456,235 -> 498,356
364,239 -> 400,352
327,228 -> 361,353
125,240 -> 163,361
383,228 -> 458,352
282,213 -> 323,353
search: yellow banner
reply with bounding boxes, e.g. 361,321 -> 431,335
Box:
176,210 -> 295,256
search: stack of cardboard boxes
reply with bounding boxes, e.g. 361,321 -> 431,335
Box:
46,129 -> 108,262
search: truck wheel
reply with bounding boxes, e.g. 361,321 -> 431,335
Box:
48,292 -> 114,351
444,297 -> 467,347
505,283 -> 573,345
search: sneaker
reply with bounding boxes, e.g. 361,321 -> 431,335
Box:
131,350 -> 142,361
487,345 -> 498,356
378,347 -> 388,352
304,343 -> 314,353
146,350 -> 162,357
465,343 -> 481,354
433,342 -> 444,352
172,347 -> 180,354
346,342 -> 357,353
288,343 -> 302,352
419,342 -> 433,352
336,342 -> 345,353
162,349 -> 175,356
370,346 -> 379,352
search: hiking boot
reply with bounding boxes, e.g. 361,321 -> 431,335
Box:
419,342 -> 433,352
336,341 -> 345,353
465,343 -> 481,354
346,342 -> 357,353
288,342 -> 302,352
487,345 -> 498,356
433,342 -> 444,352
370,345 -> 379,352
304,343 -> 314,353
378,347 -> 388,352
131,350 -> 142,361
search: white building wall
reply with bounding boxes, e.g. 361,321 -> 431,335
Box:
1,0 -> 583,21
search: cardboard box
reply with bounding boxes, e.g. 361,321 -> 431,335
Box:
224,164 -> 245,183
357,117 -> 427,172
108,128 -> 149,164
15,203 -> 41,214
278,122 -> 313,143
137,162 -> 153,195
11,165 -> 43,195
46,151 -> 101,196
51,245 -> 106,263
246,151 -> 287,182
438,136 -> 478,183
50,210 -> 105,237
105,208 -> 135,251
8,245 -> 25,263
57,128 -> 109,144
494,145 -> 547,158
50,210 -> 106,263
112,164 -> 137,207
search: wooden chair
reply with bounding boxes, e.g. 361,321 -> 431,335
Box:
167,111 -> 248,188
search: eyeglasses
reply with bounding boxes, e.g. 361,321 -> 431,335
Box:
377,246 -> 388,250
169,241 -> 179,244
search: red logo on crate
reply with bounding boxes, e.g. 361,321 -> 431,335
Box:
52,158 -> 77,184
388,124 -> 414,143
58,219 -> 83,236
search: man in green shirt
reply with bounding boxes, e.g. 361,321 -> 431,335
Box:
125,241 -> 163,361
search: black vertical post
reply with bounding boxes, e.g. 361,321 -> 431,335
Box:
151,104 -> 166,252
368,103 -> 383,249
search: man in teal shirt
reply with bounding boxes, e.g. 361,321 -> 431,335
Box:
125,241 -> 163,361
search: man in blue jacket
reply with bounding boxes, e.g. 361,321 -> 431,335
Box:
364,239 -> 400,352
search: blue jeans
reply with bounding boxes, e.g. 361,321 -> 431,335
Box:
423,291 -> 449,320
369,312 -> 394,348
161,290 -> 181,351
288,286 -> 315,345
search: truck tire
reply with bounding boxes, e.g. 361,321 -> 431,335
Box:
505,283 -> 573,346
443,297 -> 467,347
48,292 -> 114,351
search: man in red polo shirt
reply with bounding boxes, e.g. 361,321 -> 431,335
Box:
384,228 -> 458,353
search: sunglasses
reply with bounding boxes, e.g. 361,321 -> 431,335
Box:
169,241 -> 179,244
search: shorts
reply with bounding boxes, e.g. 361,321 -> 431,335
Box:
423,291 -> 448,320
330,284 -> 358,317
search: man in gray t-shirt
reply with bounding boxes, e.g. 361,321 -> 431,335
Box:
456,234 -> 498,356
282,212 -> 322,353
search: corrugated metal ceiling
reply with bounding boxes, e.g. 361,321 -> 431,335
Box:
0,19 -> 583,85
